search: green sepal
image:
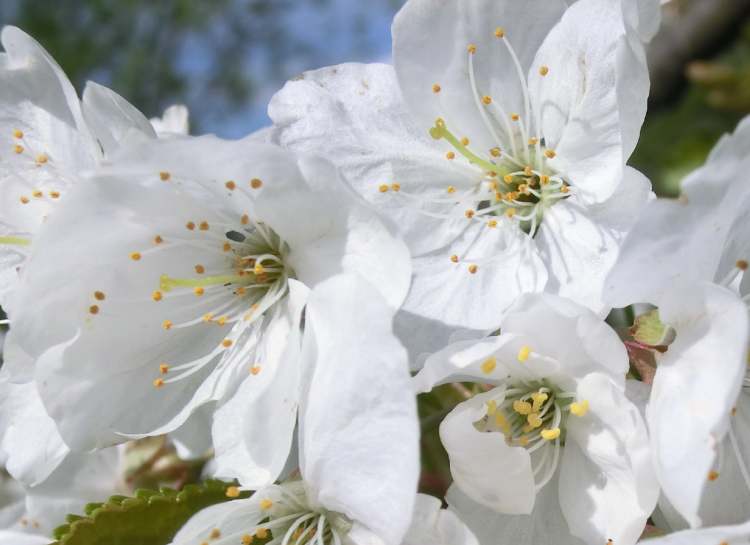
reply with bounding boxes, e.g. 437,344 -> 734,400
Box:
52,480 -> 249,545
631,309 -> 676,347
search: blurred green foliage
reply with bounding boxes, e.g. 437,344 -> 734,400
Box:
632,21 -> 750,197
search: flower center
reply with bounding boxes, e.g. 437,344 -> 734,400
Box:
136,213 -> 294,389
476,378 -> 586,492
379,29 -> 570,275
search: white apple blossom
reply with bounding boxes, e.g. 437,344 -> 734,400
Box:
606,116 -> 750,529
414,293 -> 658,545
269,0 -> 654,357
150,104 -> 190,136
0,25 -> 172,315
171,274 -> 421,545
7,134 -> 410,468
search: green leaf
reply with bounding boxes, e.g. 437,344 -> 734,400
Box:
52,480 -> 249,545
631,309 -> 675,347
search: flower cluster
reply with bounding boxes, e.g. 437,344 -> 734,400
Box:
1,1 -> 749,545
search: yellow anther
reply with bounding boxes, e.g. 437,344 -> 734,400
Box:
467,43 -> 477,54
13,129 -> 23,139
544,149 -> 557,159
541,428 -> 561,441
89,304 -> 100,315
186,221 -> 196,231
524,165 -> 533,176
517,345 -> 531,362
259,498 -> 273,510
254,263 -> 265,275
447,185 -> 456,193
32,189 -> 43,198
450,254 -> 459,263
199,221 -> 209,231
193,287 -> 205,296
486,400 -> 497,416
480,356 -> 497,374
159,363 -> 170,374
737,259 -> 748,271
250,178 -> 263,189
561,185 -> 570,193
153,378 -> 165,389
488,219 -> 498,228
242,535 -> 254,545
255,528 -> 268,539
518,435 -> 529,447
225,180 -> 236,190
465,209 -> 475,219
241,213 -> 250,225
539,65 -> 549,76
225,486 -> 241,498
503,174 -> 513,183
511,113 -> 520,121
130,252 -> 141,261
222,339 -> 233,348
235,287 -> 247,296
505,208 -> 516,218
460,137 -> 470,146
94,290 -> 106,301
19,196 -> 29,204
570,400 -> 590,417
162,320 -> 172,330
203,313 -> 214,322
513,400 -> 533,415
13,144 -> 23,154
378,184 -> 389,193
159,171 -> 171,181
541,175 -> 550,185
532,392 -> 548,412
217,316 -> 228,326
35,153 -> 48,164
153,235 -> 164,244
432,83 -> 441,93
446,151 -> 456,160
210,528 -> 222,539
482,95 -> 492,105
527,413 -> 543,428
250,365 -> 262,375
391,183 -> 401,191
50,190 -> 61,199
195,264 -> 205,274
490,147 -> 501,157
495,412 -> 510,433
222,242 -> 232,252
152,291 -> 163,302
708,470 -> 720,481
468,264 -> 478,274
494,27 -> 505,38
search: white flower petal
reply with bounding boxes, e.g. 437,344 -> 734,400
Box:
643,520 -> 750,545
560,373 -> 658,545
81,81 -> 155,156
212,279 -> 308,489
150,104 -> 190,136
440,391 -> 536,515
529,0 -> 648,203
402,494 -> 478,545
446,480 -> 586,545
648,283 -> 749,527
393,0 -> 566,153
537,167 -> 652,314
299,274 -> 418,545
269,62 -> 471,256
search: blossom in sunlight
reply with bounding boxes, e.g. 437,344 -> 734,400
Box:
7,135 -> 410,464
414,293 -> 658,545
270,0 -> 653,356
607,115 -> 750,529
